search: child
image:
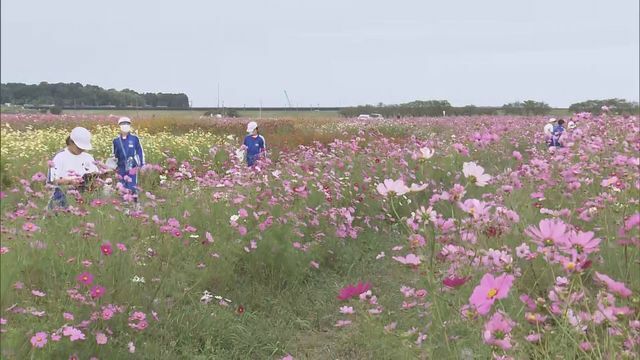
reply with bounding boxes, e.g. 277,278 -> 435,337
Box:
48,127 -> 99,209
550,119 -> 565,148
112,117 -> 144,201
243,121 -> 266,166
543,118 -> 556,146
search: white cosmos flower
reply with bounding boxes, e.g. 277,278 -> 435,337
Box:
462,162 -> 492,187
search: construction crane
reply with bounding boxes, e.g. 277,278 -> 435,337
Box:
283,90 -> 292,109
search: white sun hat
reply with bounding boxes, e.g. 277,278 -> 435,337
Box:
70,127 -> 93,150
547,118 -> 557,123
246,121 -> 258,133
118,117 -> 132,125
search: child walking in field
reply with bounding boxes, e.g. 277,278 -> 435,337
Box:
243,121 -> 266,166
112,117 -> 144,202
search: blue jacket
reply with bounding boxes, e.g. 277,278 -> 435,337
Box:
113,134 -> 144,172
551,125 -> 565,147
243,135 -> 265,165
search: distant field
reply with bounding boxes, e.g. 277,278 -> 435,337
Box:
3,106 -> 572,120
62,109 -> 341,120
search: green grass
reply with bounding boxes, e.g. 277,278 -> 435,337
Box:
0,116 -> 637,359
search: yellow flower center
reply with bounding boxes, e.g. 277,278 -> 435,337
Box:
544,238 -> 554,246
566,262 -> 576,270
487,288 -> 498,299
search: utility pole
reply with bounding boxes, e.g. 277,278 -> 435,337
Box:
217,83 -> 220,111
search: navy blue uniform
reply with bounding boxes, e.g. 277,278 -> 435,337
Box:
243,135 -> 265,166
113,134 -> 144,193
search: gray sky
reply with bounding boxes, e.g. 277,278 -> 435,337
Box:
2,0 -> 638,107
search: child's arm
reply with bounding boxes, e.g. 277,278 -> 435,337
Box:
136,137 -> 145,166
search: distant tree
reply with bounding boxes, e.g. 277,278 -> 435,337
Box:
502,100 -> 551,115
338,99 -> 499,118
569,98 -> 639,115
0,82 -> 190,108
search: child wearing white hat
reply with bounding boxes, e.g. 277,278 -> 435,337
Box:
242,121 -> 266,166
47,127 -> 100,208
543,118 -> 556,146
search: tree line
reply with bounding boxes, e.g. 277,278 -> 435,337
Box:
0,82 -> 190,108
339,98 -> 638,117
568,98 -> 639,115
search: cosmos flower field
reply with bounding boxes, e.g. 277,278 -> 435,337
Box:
0,112 -> 638,359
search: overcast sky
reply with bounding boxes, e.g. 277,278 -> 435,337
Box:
2,0 -> 638,107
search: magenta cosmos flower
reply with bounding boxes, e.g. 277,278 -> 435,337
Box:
483,312 -> 515,350
443,275 -> 471,289
76,272 -> 94,286
469,273 -> 515,315
90,285 -> 106,299
594,272 -> 632,298
524,218 -> 569,247
100,243 -> 113,256
337,282 -> 371,301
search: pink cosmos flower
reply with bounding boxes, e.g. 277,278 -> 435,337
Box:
376,179 -> 410,196
462,162 -> 491,187
408,234 -> 426,248
512,151 -> 523,161
392,253 -> 421,266
31,289 -> 46,297
100,243 -> 113,256
63,327 -> 85,341
594,272 -> 632,298
204,232 -> 214,245
129,311 -> 146,321
524,218 -> 569,247
339,306 -> 355,314
31,172 -> 47,182
102,307 -> 114,320
63,312 -> 74,321
31,332 -> 48,348
76,272 -> 94,286
0,247 -> 9,255
560,231 -> 601,255
309,260 -> 320,269
117,243 -> 127,251
580,342 -> 593,351
128,341 -> 136,353
96,332 -> 108,345
129,320 -> 148,331
22,222 -> 39,232
90,285 -> 106,299
483,312 -> 515,350
337,282 -> 371,301
525,333 -> 542,343
469,273 -> 515,315
458,199 -> 491,220
334,320 -> 352,327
